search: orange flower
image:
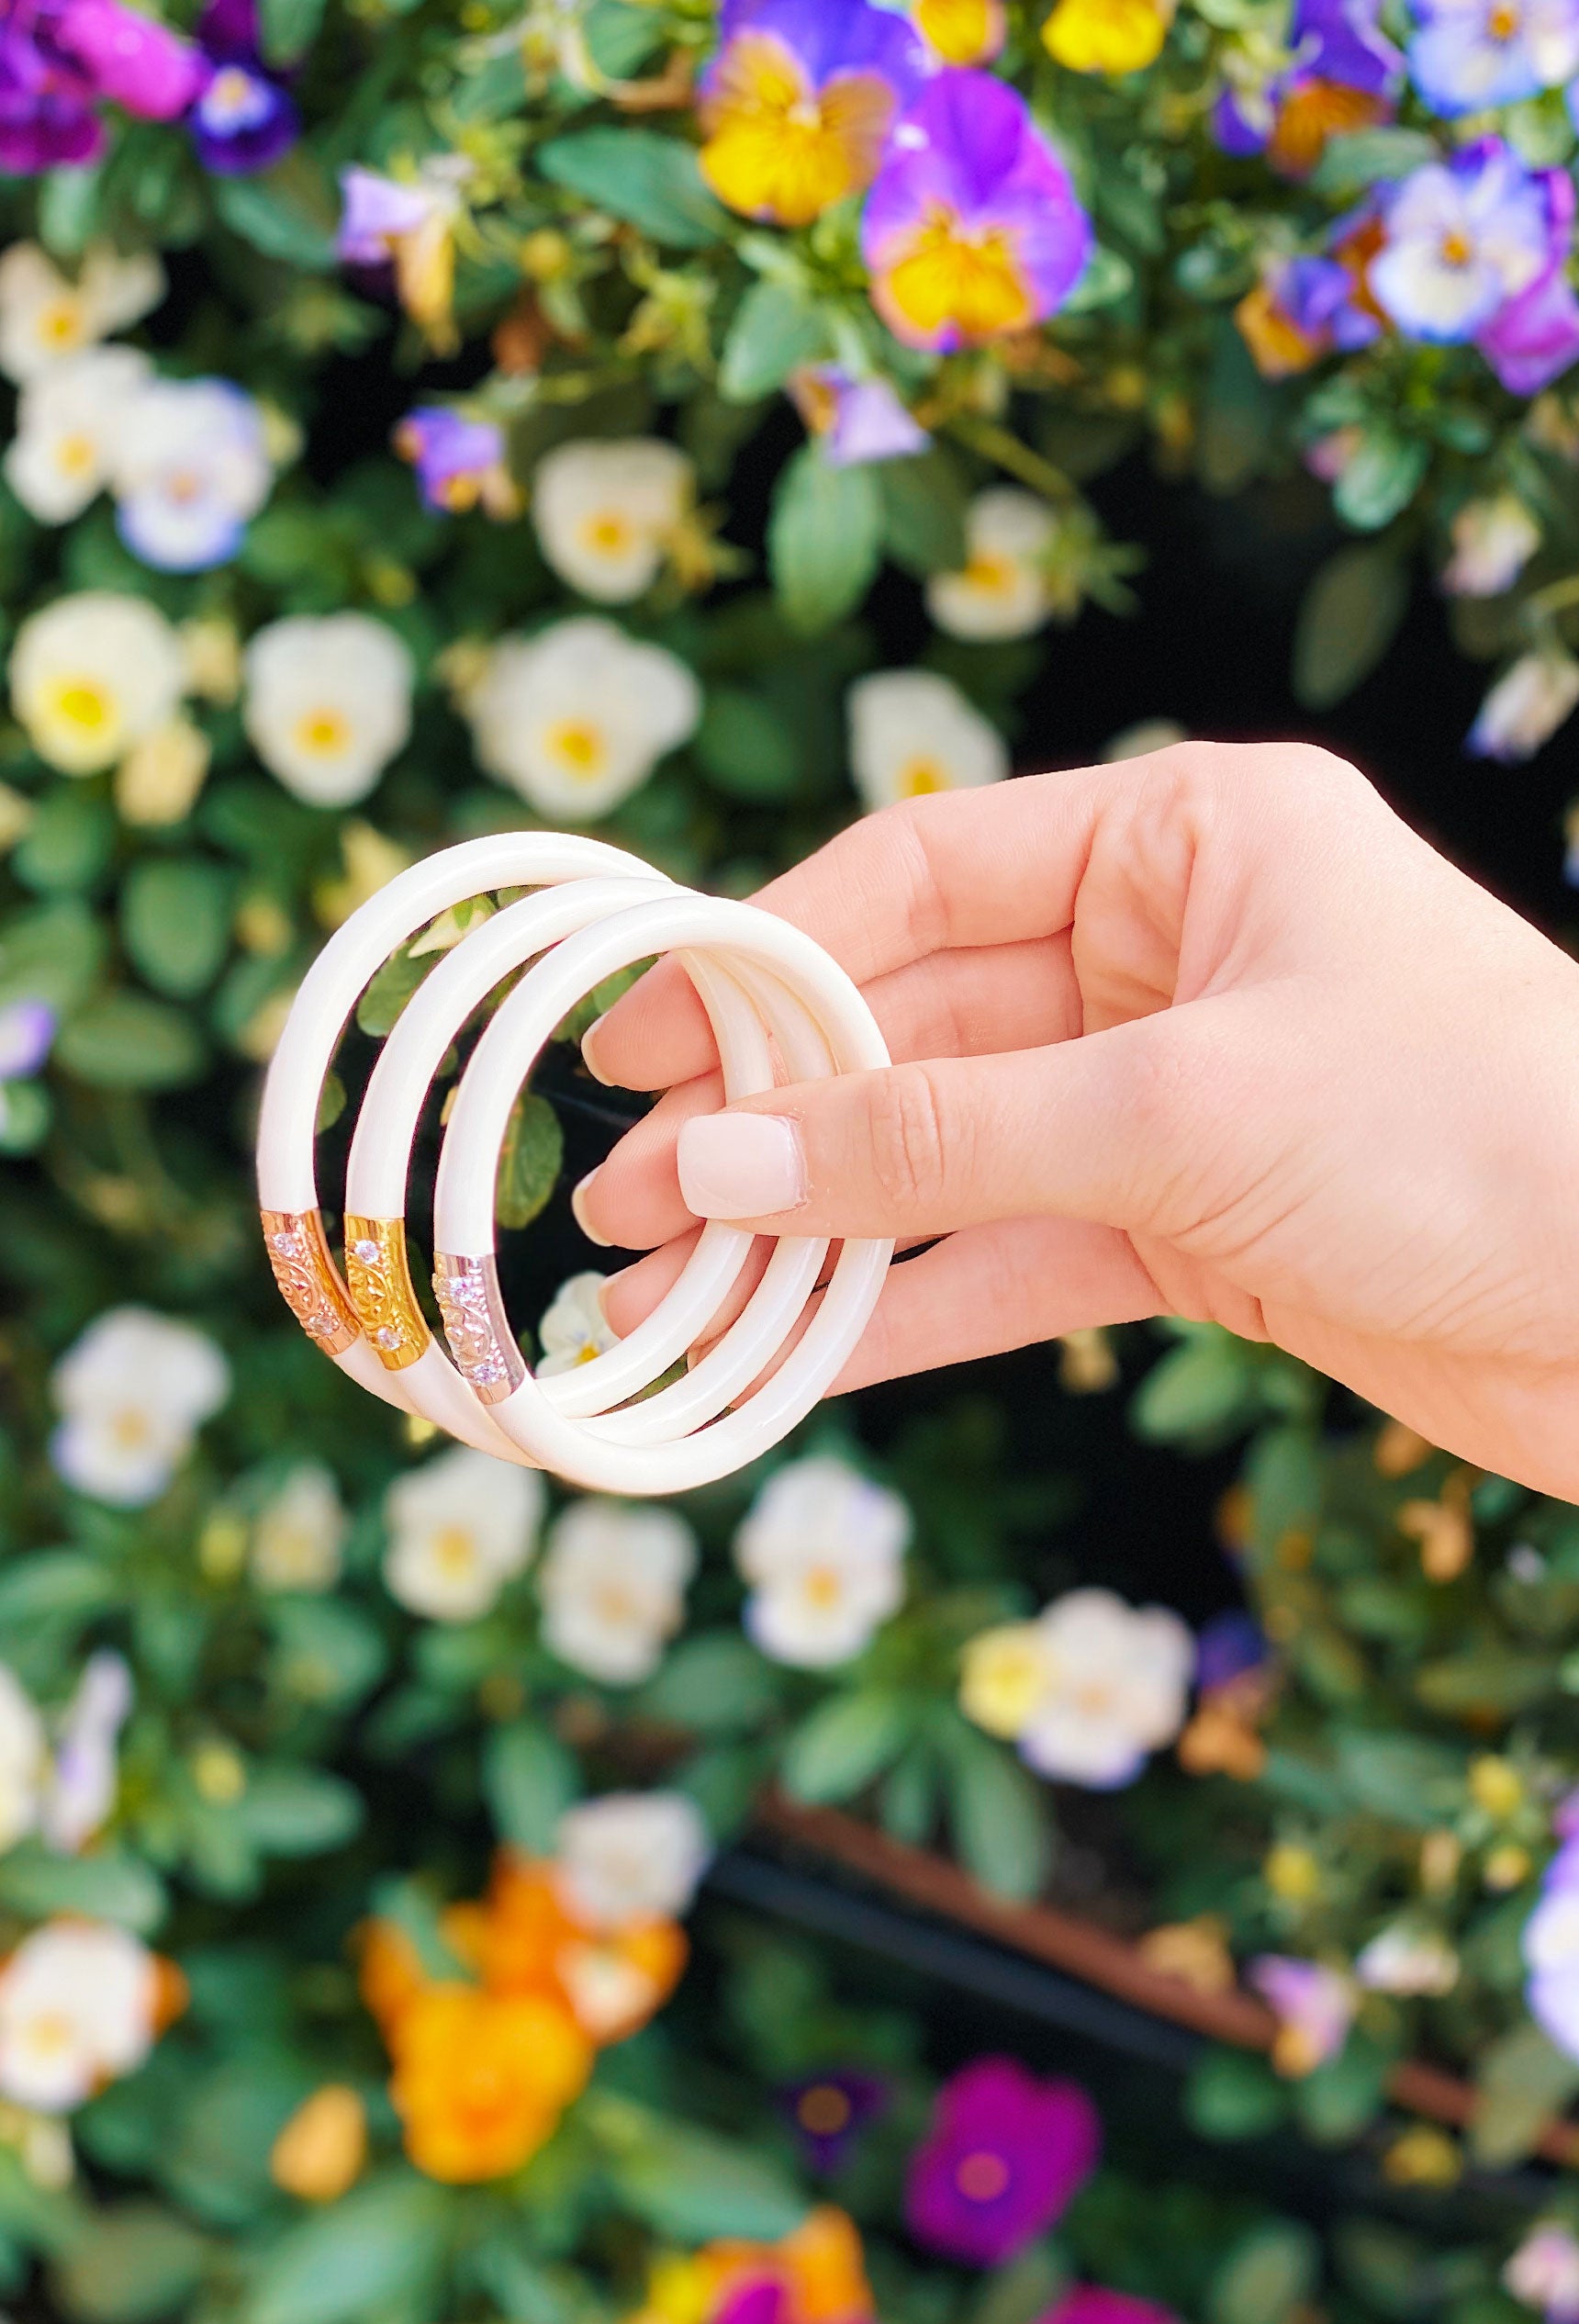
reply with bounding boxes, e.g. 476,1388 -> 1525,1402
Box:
461,1853 -> 689,2047
271,2084 -> 367,2202
1235,278 -> 1326,380
1267,78 -> 1386,177
558,1919 -> 688,2045
354,1916 -> 428,2039
388,1982 -> 592,2184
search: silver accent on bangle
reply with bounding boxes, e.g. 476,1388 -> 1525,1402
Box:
432,1253 -> 526,1404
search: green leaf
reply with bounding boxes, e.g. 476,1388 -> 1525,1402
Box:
235,1765 -> 364,1856
536,129 -> 731,250
720,281 -> 828,401
496,1092 -> 564,1231
120,859 -> 233,1000
11,787 -> 116,895
0,1083 -> 50,1156
1333,432 -> 1429,532
215,152 -> 338,271
1293,544 -> 1410,710
258,0 -> 324,63
1130,1330 -> 1252,1443
1291,2031 -> 1391,2145
604,2117 -> 807,2242
247,2171 -> 452,2324
693,688 -> 802,803
52,2206 -> 207,2324
1207,2221 -> 1322,2324
0,899 -> 106,1013
781,1690 -> 912,1805
0,1846 -> 166,1935
56,994 -> 206,1089
1309,127 -> 1439,199
638,1634 -> 782,1735
1184,2049 -> 1291,2142
483,1721 -> 579,1853
968,2246 -> 1069,2324
1471,2021 -> 1579,2166
356,943 -> 434,1038
1334,1733 -> 1464,1827
768,446 -> 883,634
878,450 -> 970,578
1063,243 -> 1136,313
0,1549 -> 118,1633
941,1723 -> 1051,1901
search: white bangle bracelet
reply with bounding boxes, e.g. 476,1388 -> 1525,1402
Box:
259,839 -> 893,1494
256,835 -> 671,1412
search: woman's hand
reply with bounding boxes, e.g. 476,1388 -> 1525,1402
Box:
573,740 -> 1579,1501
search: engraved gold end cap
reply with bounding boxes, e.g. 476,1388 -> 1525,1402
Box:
261,1209 -> 360,1357
342,1214 -> 431,1371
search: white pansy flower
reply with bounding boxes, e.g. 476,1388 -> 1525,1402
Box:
538,1500 -> 697,1685
0,1667 -> 46,1857
4,347 -> 151,524
1355,1922 -> 1460,1997
10,592 -> 185,777
252,1465 -> 347,1594
466,616 -> 700,822
554,1791 -> 711,1930
926,488 -> 1058,640
382,1445 -> 544,1623
0,243 -> 163,383
532,437 -> 692,602
41,1651 -> 131,1856
1443,495 -> 1541,597
1469,648 -> 1579,762
734,1454 -> 910,1669
846,669 -> 1008,814
110,377 -> 272,572
0,1921 -> 159,2113
537,1272 -> 619,1377
243,613 -> 413,807
50,1308 -> 230,1509
1506,2224 -> 1579,2316
1014,1587 -> 1194,1788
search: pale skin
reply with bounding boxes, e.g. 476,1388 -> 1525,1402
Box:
573,740 -> 1579,1504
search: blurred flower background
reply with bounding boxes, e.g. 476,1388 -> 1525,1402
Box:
4,0 -> 1579,2318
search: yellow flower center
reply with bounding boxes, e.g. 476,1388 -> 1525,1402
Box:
431,1525 -> 479,1576
1440,229 -> 1473,269
801,1564 -> 844,1609
962,551 -> 1019,597
54,432 -> 96,478
23,2011 -> 76,2060
580,511 -> 635,558
1488,0 -> 1520,36
38,301 -> 84,352
1044,0 -> 1170,73
798,2083 -> 853,2136
898,757 -> 950,796
593,1581 -> 639,1625
294,707 -> 352,758
47,678 -> 112,735
109,1406 -> 153,1450
699,32 -> 897,226
956,2149 -> 1011,2202
545,720 -> 608,779
165,469 -> 205,506
881,207 -> 1034,343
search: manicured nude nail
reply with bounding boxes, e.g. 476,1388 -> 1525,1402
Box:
580,1014 -> 614,1086
570,1169 -> 612,1248
596,1265 -> 630,1326
678,1113 -> 806,1219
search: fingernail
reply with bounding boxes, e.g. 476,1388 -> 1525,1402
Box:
596,1266 -> 630,1326
678,1113 -> 805,1219
570,1168 -> 612,1248
580,1015 -> 614,1086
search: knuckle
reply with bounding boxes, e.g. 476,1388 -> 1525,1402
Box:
867,1061 -> 953,1216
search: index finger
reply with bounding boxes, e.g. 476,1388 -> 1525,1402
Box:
583,755 -> 1130,1092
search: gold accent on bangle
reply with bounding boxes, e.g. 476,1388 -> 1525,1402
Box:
433,1254 -> 526,1405
261,1209 -> 360,1357
342,1214 -> 430,1371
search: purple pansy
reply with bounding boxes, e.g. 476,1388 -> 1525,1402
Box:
1213,0 -> 1400,172
1249,1955 -> 1355,2075
861,71 -> 1092,353
188,0 -> 297,174
904,2057 -> 1100,2265
1037,2295 -> 1181,2324
0,0 -> 199,173
394,407 -> 517,516
1409,0 -> 1579,115
788,366 -> 930,466
0,999 -> 56,1083
337,165 -> 443,264
1526,1836 -> 1579,2060
715,2287 -> 788,2324
697,0 -> 928,227
1370,139 -> 1579,391
1195,1611 -> 1269,1693
781,2068 -> 890,2172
